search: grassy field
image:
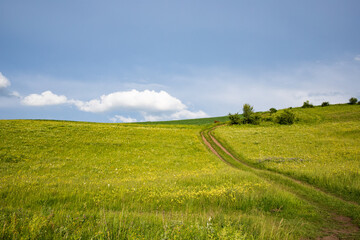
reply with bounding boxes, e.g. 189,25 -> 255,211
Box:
1,104 -> 359,239
214,104 -> 360,204
1,120 -> 324,239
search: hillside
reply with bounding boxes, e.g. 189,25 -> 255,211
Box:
0,104 -> 359,239
214,104 -> 360,204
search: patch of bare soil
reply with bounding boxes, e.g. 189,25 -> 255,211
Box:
317,214 -> 359,240
201,132 -> 230,166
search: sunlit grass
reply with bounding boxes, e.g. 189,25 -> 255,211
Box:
0,120 -> 320,239
214,104 -> 360,204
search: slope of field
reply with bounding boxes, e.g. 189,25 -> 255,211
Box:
214,104 -> 360,205
0,120 -> 322,239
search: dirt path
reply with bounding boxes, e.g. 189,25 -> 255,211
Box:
201,125 -> 360,240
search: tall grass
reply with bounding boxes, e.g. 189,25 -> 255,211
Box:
0,120 -> 321,239
214,104 -> 360,204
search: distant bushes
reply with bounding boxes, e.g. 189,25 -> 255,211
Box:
227,97 -> 358,127
275,109 -> 296,125
269,108 -> 277,114
228,112 -> 241,125
321,102 -> 330,107
349,97 -> 358,105
302,100 -> 314,108
229,104 -> 295,125
228,104 -> 260,125
242,104 -> 260,125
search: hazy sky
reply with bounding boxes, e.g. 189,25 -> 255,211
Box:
1,0 -> 360,122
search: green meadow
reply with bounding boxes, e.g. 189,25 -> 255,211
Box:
214,104 -> 360,204
0,104 -> 359,239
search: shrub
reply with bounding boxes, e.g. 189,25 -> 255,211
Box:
276,109 -> 296,125
263,116 -> 273,122
349,97 -> 358,105
229,104 -> 262,125
321,102 -> 330,107
250,113 -> 261,125
228,113 -> 241,125
269,108 -> 277,114
302,100 -> 314,108
242,104 -> 260,125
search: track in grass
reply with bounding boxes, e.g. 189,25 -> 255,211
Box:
2,120 -> 323,239
201,125 -> 360,240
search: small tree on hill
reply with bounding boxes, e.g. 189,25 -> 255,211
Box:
302,100 -> 314,108
349,97 -> 358,105
321,102 -> 330,107
242,104 -> 254,122
269,108 -> 277,114
242,104 -> 260,125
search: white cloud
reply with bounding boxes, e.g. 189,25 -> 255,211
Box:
170,109 -> 208,119
143,109 -> 208,122
20,89 -> 208,122
354,55 -> 360,61
73,89 -> 186,113
0,73 -> 21,99
10,91 -> 21,98
110,115 -> 137,123
22,91 -> 68,106
0,72 -> 11,88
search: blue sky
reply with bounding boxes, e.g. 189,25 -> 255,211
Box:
1,0 -> 360,122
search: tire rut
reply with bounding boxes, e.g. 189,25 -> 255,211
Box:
201,125 -> 360,240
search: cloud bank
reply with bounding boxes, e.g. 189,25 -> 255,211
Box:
21,89 -> 207,122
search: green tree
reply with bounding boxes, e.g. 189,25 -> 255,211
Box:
349,97 -> 358,105
321,102 -> 330,107
269,108 -> 277,114
242,104 -> 260,125
243,104 -> 254,121
302,100 -> 314,108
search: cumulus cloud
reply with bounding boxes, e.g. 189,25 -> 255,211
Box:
73,89 -> 186,113
0,72 -> 11,89
143,109 -> 208,122
22,91 -> 68,106
110,115 -> 137,123
171,109 -> 208,119
20,89 -> 207,122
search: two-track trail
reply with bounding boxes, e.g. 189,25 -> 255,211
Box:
201,125 -> 360,240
